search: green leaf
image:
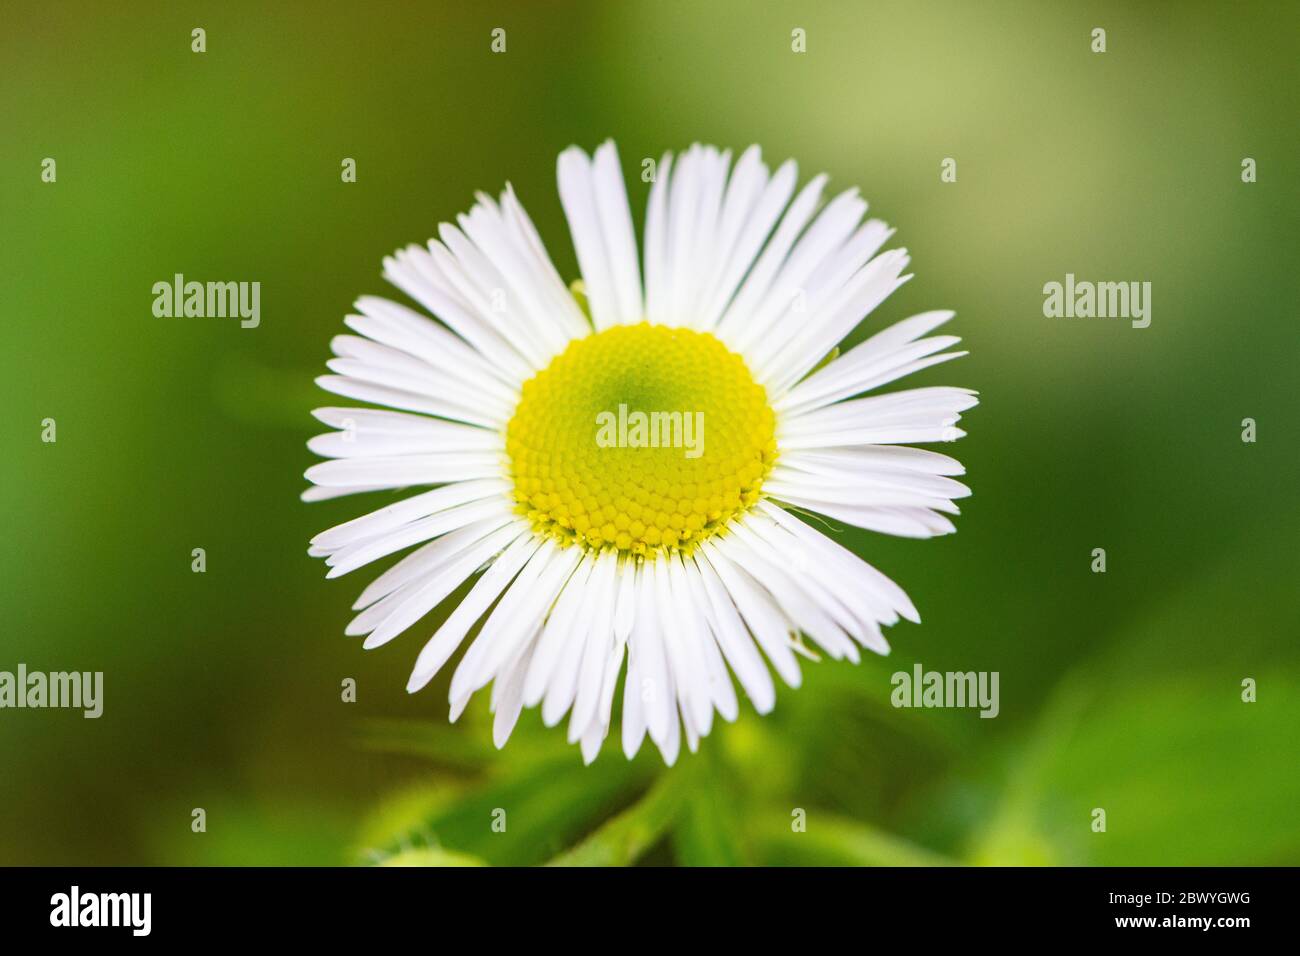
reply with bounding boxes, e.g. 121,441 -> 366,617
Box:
353,780 -> 465,864
672,747 -> 747,865
967,539 -> 1300,866
754,811 -> 957,866
363,752 -> 649,866
971,671 -> 1300,866
673,789 -> 746,865
379,847 -> 488,867
547,768 -> 690,866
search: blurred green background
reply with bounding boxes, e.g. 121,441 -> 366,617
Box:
2,0 -> 1297,866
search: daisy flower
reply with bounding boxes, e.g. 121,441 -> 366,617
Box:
305,141 -> 975,765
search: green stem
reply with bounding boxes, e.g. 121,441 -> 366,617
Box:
545,769 -> 690,867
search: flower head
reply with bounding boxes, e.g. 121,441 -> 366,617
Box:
305,141 -> 975,764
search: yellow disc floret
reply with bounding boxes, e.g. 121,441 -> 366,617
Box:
506,323 -> 777,556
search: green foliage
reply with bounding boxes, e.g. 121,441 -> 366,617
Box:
381,848 -> 487,867
548,771 -> 692,866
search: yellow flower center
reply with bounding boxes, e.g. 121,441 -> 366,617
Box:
506,323 -> 777,556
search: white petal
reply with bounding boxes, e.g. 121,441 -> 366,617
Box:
780,386 -> 977,438
499,184 -> 591,340
300,483 -> 391,502
614,555 -> 637,641
427,225 -> 554,369
304,451 -> 503,489
694,145 -> 766,329
769,495 -> 956,538
779,444 -> 966,476
405,531 -> 542,692
657,555 -> 714,737
776,310 -> 962,415
308,423 -> 501,461
729,188 -> 867,356
764,476 -> 961,517
701,159 -> 798,329
679,560 -> 739,721
665,146 -> 704,325
744,511 -> 891,653
691,551 -> 776,714
579,718 -> 605,765
559,147 -> 620,331
758,249 -> 913,392
567,561 -> 619,743
352,513 -> 519,612
621,643 -> 647,758
450,541 -> 582,703
770,459 -> 970,502
541,550 -> 615,726
492,636 -> 536,748
715,172 -> 827,344
673,146 -> 729,329
643,152 -> 674,326
558,141 -> 643,328
314,374 -> 496,428
347,298 -> 522,400
457,196 -> 575,360
325,497 -> 511,579
521,555 -> 596,707
696,542 -> 802,688
758,499 -> 917,623
311,478 -> 509,552
655,696 -> 682,767
631,560 -> 673,744
360,519 -> 522,649
383,246 -> 535,382
715,526 -> 856,661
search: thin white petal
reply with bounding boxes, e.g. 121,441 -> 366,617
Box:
311,478 -> 509,552
702,159 -> 798,329
304,452 -> 504,489
406,532 -> 542,692
360,520 -> 522,649
352,514 -> 522,612
325,497 -> 511,579
522,555 -> 596,707
697,542 -> 802,688
643,153 -> 674,326
592,141 -> 644,324
450,541 -> 582,703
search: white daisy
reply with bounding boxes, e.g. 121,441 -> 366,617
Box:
305,141 -> 975,765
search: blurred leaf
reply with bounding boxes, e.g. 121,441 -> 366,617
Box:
672,748 -> 747,865
972,671 -> 1300,866
356,718 -> 502,771
971,541 -> 1300,865
754,810 -> 957,866
379,847 -> 487,867
359,752 -> 651,866
353,780 -> 466,864
547,767 -> 692,866
673,788 -> 746,866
